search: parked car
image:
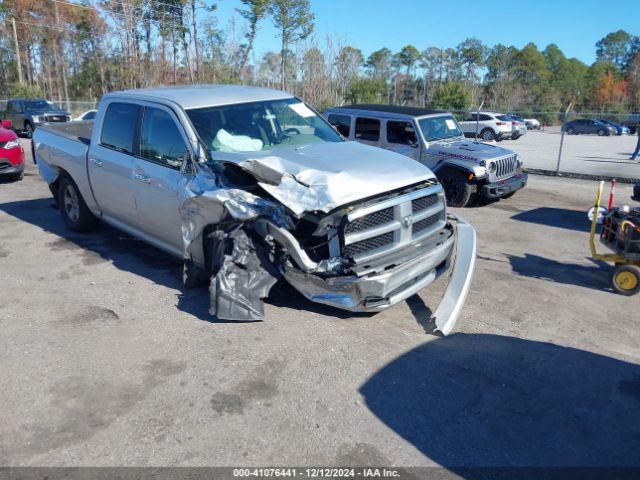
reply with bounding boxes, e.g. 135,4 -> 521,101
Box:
497,114 -> 527,140
524,118 -> 541,130
1,98 -> 70,138
73,109 -> 98,122
597,119 -> 630,136
620,113 -> 640,134
325,104 -> 527,208
458,111 -> 513,142
563,119 -> 616,136
0,120 -> 25,181
32,86 -> 477,333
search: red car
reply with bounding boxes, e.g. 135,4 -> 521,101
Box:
0,120 -> 25,181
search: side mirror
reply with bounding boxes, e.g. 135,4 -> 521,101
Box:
1,120 -> 12,128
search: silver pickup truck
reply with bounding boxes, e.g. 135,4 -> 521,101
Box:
33,85 -> 476,333
325,105 -> 528,207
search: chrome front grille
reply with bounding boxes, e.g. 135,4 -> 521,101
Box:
341,184 -> 447,264
44,114 -> 67,123
489,155 -> 518,181
345,207 -> 394,234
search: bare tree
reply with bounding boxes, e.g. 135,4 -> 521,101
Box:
268,0 -> 314,90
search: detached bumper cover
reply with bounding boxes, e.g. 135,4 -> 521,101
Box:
284,214 -> 477,334
481,172 -> 528,198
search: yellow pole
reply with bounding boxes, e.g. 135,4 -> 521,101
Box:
590,181 -> 604,259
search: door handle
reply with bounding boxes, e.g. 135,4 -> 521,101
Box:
135,173 -> 151,184
89,157 -> 104,167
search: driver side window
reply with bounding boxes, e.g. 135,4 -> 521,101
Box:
387,120 -> 417,145
139,107 -> 188,169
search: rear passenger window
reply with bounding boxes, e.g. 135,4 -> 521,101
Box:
355,117 -> 380,141
387,121 -> 417,145
327,114 -> 351,137
140,107 -> 188,169
100,102 -> 140,154
479,114 -> 492,121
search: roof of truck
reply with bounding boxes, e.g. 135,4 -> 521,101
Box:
105,84 -> 294,110
331,104 -> 447,118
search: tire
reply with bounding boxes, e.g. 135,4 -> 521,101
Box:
502,191 -> 516,199
480,128 -> 495,141
512,133 -> 520,140
57,175 -> 98,232
439,169 -> 473,208
597,128 -> 606,136
610,264 -> 640,296
9,172 -> 24,182
566,127 -> 575,135
24,122 -> 34,139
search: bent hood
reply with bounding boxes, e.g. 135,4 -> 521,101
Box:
231,141 -> 435,216
430,139 -> 516,163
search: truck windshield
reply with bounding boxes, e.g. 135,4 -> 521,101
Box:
419,115 -> 463,141
24,100 -> 57,111
186,98 -> 342,153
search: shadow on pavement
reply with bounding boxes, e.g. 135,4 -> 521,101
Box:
511,207 -> 591,233
0,197 -> 387,323
507,253 -> 610,291
0,197 -> 217,317
360,333 -> 640,474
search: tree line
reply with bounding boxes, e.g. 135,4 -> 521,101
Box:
1,0 -> 639,122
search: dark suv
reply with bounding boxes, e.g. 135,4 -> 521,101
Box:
1,98 -> 70,138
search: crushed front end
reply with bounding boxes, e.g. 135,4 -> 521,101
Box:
180,159 -> 476,335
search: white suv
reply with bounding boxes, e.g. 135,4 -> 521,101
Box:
458,112 -> 513,142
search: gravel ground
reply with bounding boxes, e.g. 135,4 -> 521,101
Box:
502,127 -> 640,180
0,140 -> 639,468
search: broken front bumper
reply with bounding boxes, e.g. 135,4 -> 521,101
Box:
283,214 -> 477,334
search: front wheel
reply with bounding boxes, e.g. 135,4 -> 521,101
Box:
24,122 -> 34,139
57,176 -> 98,232
439,170 -> 473,208
610,264 -> 640,296
480,128 -> 495,141
597,128 -> 606,136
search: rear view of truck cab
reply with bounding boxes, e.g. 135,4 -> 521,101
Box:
33,85 -> 476,334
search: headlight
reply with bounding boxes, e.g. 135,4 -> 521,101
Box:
2,139 -> 20,149
32,115 -> 40,123
488,162 -> 497,173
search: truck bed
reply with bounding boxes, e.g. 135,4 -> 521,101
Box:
32,121 -> 94,201
40,120 -> 93,145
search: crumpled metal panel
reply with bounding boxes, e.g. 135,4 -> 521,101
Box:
209,228 -> 279,321
233,141 -> 435,216
178,164 -> 290,257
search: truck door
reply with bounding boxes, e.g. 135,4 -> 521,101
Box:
354,117 -> 381,147
88,101 -> 140,226
384,119 -> 420,160
5,101 -> 20,130
133,105 -> 187,252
